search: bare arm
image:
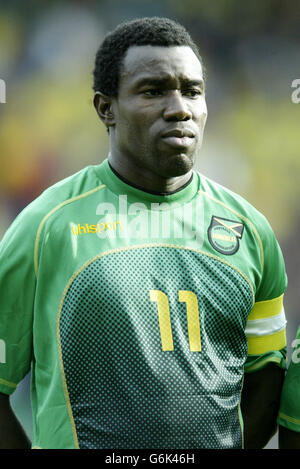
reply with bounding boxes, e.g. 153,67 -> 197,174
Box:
279,426 -> 300,449
241,364 -> 285,449
0,392 -> 31,449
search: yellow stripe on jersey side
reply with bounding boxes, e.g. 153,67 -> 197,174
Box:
247,328 -> 286,355
247,294 -> 284,320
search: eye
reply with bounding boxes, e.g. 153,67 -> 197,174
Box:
183,89 -> 202,98
143,89 -> 163,97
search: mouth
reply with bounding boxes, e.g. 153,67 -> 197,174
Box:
160,128 -> 195,148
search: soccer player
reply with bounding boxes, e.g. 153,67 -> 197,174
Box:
0,17 -> 288,449
278,325 -> 300,448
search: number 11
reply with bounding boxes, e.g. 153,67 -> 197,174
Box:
149,290 -> 201,352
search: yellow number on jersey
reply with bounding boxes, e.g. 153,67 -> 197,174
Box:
150,290 -> 201,352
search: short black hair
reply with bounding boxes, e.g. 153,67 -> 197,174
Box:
93,17 -> 205,97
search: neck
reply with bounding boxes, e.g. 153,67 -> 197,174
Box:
107,153 -> 193,194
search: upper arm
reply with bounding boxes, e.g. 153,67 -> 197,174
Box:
241,363 -> 285,448
277,325 -> 300,446
0,209 -> 37,395
0,391 -> 31,449
242,363 -> 285,407
245,217 -> 288,373
279,426 -> 300,449
0,392 -> 12,421
0,392 -> 9,406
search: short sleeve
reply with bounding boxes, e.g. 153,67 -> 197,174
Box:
277,326 -> 300,433
244,217 -> 288,372
0,206 -> 38,394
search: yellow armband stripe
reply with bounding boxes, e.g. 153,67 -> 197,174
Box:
247,294 -> 284,320
246,294 -> 286,354
247,328 -> 286,355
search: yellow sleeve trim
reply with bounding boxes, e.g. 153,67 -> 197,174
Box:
247,294 -> 284,321
0,378 -> 17,389
247,328 -> 286,355
245,356 -> 282,373
278,412 -> 300,426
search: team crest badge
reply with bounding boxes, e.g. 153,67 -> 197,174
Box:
208,216 -> 244,255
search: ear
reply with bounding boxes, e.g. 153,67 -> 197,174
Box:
93,91 -> 115,129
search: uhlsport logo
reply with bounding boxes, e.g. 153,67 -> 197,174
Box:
208,216 -> 244,255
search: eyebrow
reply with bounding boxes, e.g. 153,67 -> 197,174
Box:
134,76 -> 204,89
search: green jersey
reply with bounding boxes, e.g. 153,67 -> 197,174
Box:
0,159 -> 287,449
278,325 -> 300,433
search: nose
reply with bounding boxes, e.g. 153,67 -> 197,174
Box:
163,90 -> 192,121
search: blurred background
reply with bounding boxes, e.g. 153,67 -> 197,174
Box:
0,0 -> 299,449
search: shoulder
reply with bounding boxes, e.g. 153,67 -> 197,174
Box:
196,171 -> 287,299
0,165 -> 105,255
197,171 -> 274,239
11,165 -> 104,228
31,164 -> 104,215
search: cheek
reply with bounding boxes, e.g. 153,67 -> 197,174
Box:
115,113 -> 137,144
195,99 -> 208,123
119,98 -> 159,131
116,107 -> 147,136
115,113 -> 153,154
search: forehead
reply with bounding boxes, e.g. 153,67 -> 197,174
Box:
120,45 -> 204,86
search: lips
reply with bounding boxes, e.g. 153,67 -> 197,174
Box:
160,127 -> 195,148
161,128 -> 195,138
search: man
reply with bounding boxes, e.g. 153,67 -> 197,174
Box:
278,325 -> 300,448
0,17 -> 288,449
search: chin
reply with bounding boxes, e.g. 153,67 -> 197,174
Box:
160,153 -> 194,178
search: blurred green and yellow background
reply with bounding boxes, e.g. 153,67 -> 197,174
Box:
0,0 -> 299,448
